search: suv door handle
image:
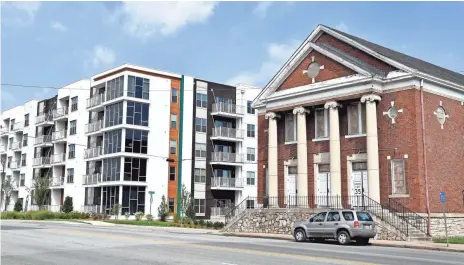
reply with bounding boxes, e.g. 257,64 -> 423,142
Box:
334,223 -> 338,225
318,223 -> 323,226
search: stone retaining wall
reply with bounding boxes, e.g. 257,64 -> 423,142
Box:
430,216 -> 464,238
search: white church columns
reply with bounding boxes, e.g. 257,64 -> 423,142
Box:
265,112 -> 280,198
293,106 -> 310,198
324,101 -> 342,198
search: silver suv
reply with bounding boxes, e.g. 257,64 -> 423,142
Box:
292,209 -> 376,245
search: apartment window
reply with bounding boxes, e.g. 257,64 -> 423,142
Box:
347,103 -> 367,135
22,134 -> 28,146
122,186 -> 146,215
171,89 -> 178,103
214,169 -> 232,178
70,120 -> 77,135
247,101 -> 255,114
215,97 -> 233,104
123,157 -> 147,181
24,114 -> 29,127
196,93 -> 207,108
20,174 -> 25,186
246,200 -> 255,209
71,96 -> 78,112
67,168 -> 74,183
21,154 -> 26,167
195,143 -> 207,158
126,101 -> 149,126
247,124 -> 255,138
103,158 -> 121,182
246,148 -> 256,162
285,113 -> 297,142
315,108 -> 329,139
102,186 -> 120,214
215,120 -> 233,128
128,75 -> 149,100
10,119 -> 14,131
170,140 -> 177,155
8,138 -> 13,149
194,168 -> 206,183
246,171 -> 256,185
169,166 -> 176,181
105,102 -> 123,128
391,159 -> 406,194
125,129 -> 148,154
104,129 -> 123,154
68,144 -> 76,159
194,199 -> 205,214
168,198 -> 175,212
106,75 -> 124,101
195,118 -> 207,133
170,114 -> 177,129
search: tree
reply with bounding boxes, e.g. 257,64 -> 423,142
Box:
157,195 -> 169,221
33,177 -> 50,210
1,158 -> 16,211
180,184 -> 196,220
14,199 -> 22,212
62,196 -> 73,213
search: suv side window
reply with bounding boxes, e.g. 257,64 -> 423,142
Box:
326,211 -> 341,222
342,211 -> 355,221
356,211 -> 373,221
310,212 -> 327,222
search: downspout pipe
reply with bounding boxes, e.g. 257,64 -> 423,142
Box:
419,79 -> 431,235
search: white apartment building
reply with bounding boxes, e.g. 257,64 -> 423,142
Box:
1,64 -> 259,221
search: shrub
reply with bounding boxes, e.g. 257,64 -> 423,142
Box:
14,200 -> 23,212
124,212 -> 130,220
173,214 -> 181,224
206,221 -> 213,228
135,212 -> 144,221
62,196 -> 74,213
193,219 -> 199,226
213,222 -> 224,229
157,195 -> 169,221
146,214 -> 153,221
198,219 -> 205,227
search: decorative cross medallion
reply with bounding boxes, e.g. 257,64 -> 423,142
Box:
433,101 -> 449,129
383,101 -> 403,124
302,56 -> 325,84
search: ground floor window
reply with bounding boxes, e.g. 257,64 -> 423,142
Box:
168,198 -> 175,212
194,199 -> 205,214
102,186 -> 119,214
391,159 -> 406,194
122,186 -> 146,215
85,187 -> 101,205
246,200 -> 255,209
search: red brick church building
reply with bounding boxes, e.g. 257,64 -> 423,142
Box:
252,24 -> 464,214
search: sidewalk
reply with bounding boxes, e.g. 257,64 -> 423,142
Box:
220,232 -> 464,253
80,220 -> 220,234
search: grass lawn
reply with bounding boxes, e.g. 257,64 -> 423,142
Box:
103,220 -> 220,229
433,237 -> 464,244
43,219 -> 89,223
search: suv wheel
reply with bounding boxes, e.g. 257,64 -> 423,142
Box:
294,229 -> 306,242
337,230 -> 350,245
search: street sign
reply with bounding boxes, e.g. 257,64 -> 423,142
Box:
440,191 -> 446,203
148,191 -> 155,195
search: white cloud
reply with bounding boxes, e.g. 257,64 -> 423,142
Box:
335,22 -> 348,32
226,40 -> 300,86
3,1 -> 41,25
252,2 -> 273,18
114,1 -> 217,40
91,45 -> 116,68
51,21 -> 68,32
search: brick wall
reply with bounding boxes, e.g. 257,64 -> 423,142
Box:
257,114 -> 268,199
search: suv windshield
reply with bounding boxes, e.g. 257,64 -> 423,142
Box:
356,211 -> 373,221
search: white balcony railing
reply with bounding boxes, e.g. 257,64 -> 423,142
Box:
35,135 -> 52,145
10,141 -> 22,150
51,153 -> 66,164
212,127 -> 244,139
86,94 -> 105,109
9,161 -> 20,170
0,145 -> 6,153
85,120 -> 104,134
11,122 -> 24,132
50,176 -> 65,187
210,177 -> 244,189
32,157 -> 51,167
52,130 -> 67,141
210,207 -> 228,217
84,146 -> 102,159
35,113 -> 54,124
53,108 -> 69,119
211,152 -> 243,163
1,128 -> 9,135
212,103 -> 245,116
83,173 -> 102,185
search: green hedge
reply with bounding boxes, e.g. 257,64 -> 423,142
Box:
0,211 -> 90,220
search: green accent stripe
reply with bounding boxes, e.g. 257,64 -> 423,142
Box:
177,75 -> 185,217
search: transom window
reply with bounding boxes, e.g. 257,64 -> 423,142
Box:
196,93 -> 207,108
128,75 -> 149,99
126,101 -> 149,126
315,108 -> 329,139
391,159 -> 406,194
347,103 -> 366,135
285,113 -> 297,142
194,168 -> 206,183
195,118 -> 207,133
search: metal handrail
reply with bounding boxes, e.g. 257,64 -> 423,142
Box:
225,196 -> 249,224
211,152 -> 243,163
212,127 -> 244,139
52,130 -> 67,141
85,120 -> 104,133
84,146 -> 102,159
210,177 -> 244,189
212,103 -> 245,115
86,94 -> 105,109
387,198 -> 429,235
53,108 -> 69,119
82,173 -> 102,185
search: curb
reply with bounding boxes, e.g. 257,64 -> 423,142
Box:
220,233 -> 464,253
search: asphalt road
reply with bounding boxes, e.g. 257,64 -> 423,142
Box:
1,220 -> 463,265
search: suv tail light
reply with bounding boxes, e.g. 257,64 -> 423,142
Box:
354,221 -> 360,228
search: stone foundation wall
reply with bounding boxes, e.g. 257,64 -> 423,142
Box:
429,215 -> 464,238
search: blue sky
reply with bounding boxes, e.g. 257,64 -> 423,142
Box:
1,1 -> 464,111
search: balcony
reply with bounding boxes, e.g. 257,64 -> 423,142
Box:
52,130 -> 67,142
35,113 -> 54,126
85,120 -> 104,134
1,127 -> 9,136
32,157 -> 52,168
49,176 -> 65,188
10,141 -> 22,151
211,103 -> 245,118
53,108 -> 69,120
84,146 -> 102,159
83,173 -> 102,185
9,161 -> 20,171
86,94 -> 105,111
210,152 -> 243,166
51,153 -> 66,165
0,145 -> 6,153
210,177 -> 244,190
211,127 -> 244,142
35,135 -> 53,146
10,122 -> 24,133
